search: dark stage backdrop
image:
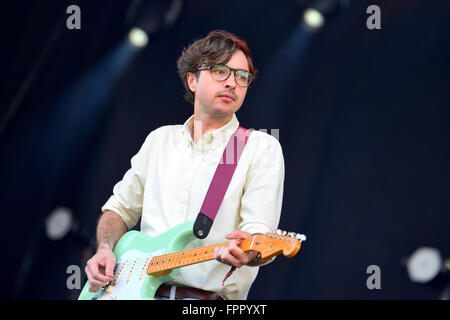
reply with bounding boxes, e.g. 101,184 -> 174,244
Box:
0,0 -> 448,300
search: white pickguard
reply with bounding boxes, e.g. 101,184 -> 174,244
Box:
99,248 -> 165,300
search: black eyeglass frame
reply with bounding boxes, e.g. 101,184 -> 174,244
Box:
197,65 -> 255,87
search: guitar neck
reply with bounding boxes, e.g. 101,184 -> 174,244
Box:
146,238 -> 254,276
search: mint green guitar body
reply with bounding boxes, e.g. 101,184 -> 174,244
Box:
78,221 -> 196,300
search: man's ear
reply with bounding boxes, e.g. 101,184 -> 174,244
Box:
187,72 -> 197,93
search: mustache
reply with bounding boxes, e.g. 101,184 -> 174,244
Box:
217,89 -> 237,100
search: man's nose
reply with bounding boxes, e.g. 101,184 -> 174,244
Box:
224,72 -> 236,89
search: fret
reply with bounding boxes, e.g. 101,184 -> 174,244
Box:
155,256 -> 162,271
166,256 -> 172,270
146,240 -> 258,276
148,258 -> 154,273
146,243 -> 226,275
148,256 -> 159,273
161,255 -> 168,271
175,255 -> 181,268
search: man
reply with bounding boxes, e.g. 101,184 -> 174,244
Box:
84,30 -> 284,300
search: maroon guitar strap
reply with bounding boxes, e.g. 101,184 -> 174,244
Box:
193,126 -> 252,239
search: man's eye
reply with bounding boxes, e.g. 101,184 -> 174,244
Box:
237,72 -> 248,80
213,68 -> 226,74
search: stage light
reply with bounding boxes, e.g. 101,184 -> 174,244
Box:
303,8 -> 325,30
45,207 -> 73,241
404,246 -> 450,291
300,0 -> 345,32
128,27 -> 149,48
407,247 -> 442,283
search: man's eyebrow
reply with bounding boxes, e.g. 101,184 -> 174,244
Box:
223,64 -> 250,72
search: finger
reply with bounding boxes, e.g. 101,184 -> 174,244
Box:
228,241 -> 244,257
85,266 -> 97,292
225,230 -> 251,240
213,247 -> 219,260
85,268 -> 102,292
214,246 -> 226,262
246,250 -> 260,263
227,241 -> 260,265
104,257 -> 116,278
88,281 -> 104,292
221,249 -> 243,268
88,286 -> 99,293
228,242 -> 255,265
214,246 -> 226,261
94,271 -> 114,283
217,245 -> 243,268
89,276 -> 110,291
86,266 -> 110,290
87,260 -> 114,283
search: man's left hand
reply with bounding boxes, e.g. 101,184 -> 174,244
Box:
213,230 -> 259,268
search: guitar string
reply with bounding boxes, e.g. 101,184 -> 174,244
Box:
115,235 -> 295,279
148,236 -> 263,269
147,239 -> 259,274
148,235 -> 290,269
147,242 -> 227,273
146,235 -> 294,273
115,234 -> 296,281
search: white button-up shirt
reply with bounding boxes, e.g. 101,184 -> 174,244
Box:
102,113 -> 284,299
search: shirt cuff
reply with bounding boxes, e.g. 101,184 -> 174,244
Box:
101,196 -> 140,230
239,221 -> 274,235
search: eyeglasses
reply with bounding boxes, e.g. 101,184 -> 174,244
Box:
197,65 -> 254,87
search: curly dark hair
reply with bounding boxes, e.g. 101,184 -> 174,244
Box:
177,30 -> 257,105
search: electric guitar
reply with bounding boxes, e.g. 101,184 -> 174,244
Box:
78,221 -> 306,300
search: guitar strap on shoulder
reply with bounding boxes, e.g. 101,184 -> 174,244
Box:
193,126 -> 252,239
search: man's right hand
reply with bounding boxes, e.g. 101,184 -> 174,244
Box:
85,245 -> 116,292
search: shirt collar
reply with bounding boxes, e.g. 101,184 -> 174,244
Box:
181,113 -> 240,151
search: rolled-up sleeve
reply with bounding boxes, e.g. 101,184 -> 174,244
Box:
101,133 -> 153,229
238,133 -> 285,236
